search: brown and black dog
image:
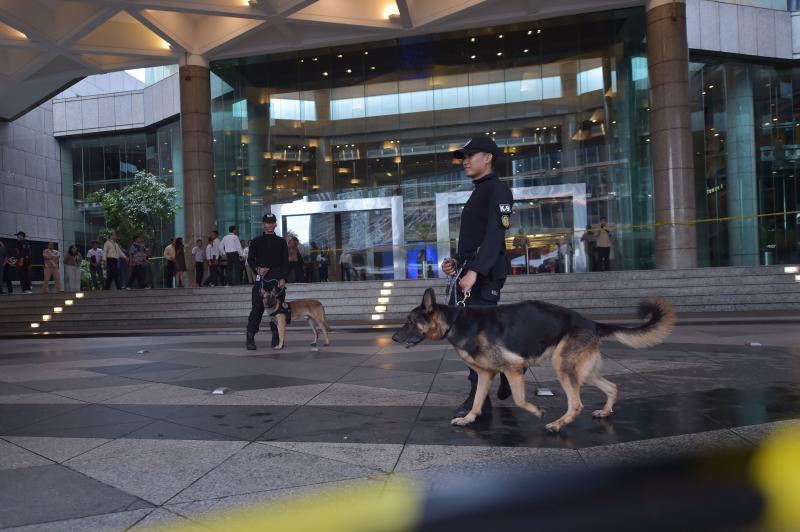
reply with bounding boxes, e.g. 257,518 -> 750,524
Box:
261,287 -> 332,350
392,288 -> 675,432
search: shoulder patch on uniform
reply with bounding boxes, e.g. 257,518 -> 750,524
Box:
498,204 -> 512,214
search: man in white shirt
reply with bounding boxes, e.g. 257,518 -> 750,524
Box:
102,232 -> 125,290
87,240 -> 104,290
208,230 -> 222,286
220,225 -> 244,286
595,217 -> 615,272
163,238 -> 176,288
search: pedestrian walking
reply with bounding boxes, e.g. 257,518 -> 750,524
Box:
192,239 -> 206,287
443,137 -> 514,418
64,245 -> 82,292
245,213 -> 289,350
102,231 -> 125,290
286,234 -> 305,283
87,240 -> 104,290
42,241 -> 63,293
595,217 -> 615,272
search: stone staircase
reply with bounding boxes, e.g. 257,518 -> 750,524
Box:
0,265 -> 798,335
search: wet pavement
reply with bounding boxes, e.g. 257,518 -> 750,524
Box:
1,323 -> 799,530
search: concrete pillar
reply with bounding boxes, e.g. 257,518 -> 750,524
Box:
646,0 -> 698,269
179,54 -> 215,263
725,65 -> 759,266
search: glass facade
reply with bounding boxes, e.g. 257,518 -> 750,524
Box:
690,57 -> 800,267
210,8 -> 653,280
60,120 -> 184,255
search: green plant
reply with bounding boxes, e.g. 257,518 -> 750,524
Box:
79,259 -> 92,290
86,171 -> 181,246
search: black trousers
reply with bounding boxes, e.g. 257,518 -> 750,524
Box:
461,281 -> 509,396
195,262 -> 204,286
226,253 -> 241,286
103,258 -> 121,289
128,265 -> 147,289
597,247 -> 611,271
2,263 -> 12,293
164,261 -> 175,288
246,283 -> 279,339
18,263 -> 31,292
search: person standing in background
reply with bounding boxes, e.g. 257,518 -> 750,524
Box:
41,241 -> 62,293
242,240 -> 255,284
220,225 -> 244,286
205,236 -> 218,286
64,245 -> 82,292
87,240 -> 104,290
594,217 -> 614,272
127,236 -> 148,289
163,238 -> 176,288
0,240 -> 9,294
102,232 -> 124,290
192,239 -> 206,287
175,237 -> 188,288
14,231 -> 32,294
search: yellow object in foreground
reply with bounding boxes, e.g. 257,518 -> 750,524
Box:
161,479 -> 421,532
751,425 -> 800,531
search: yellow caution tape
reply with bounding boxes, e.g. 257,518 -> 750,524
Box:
158,478 -> 421,532
751,424 -> 800,531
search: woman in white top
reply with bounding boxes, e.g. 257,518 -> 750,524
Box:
42,242 -> 62,293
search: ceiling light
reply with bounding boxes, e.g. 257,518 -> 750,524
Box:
528,30 -> 532,35
346,68 -> 352,73
313,57 -> 318,61
523,49 -> 529,53
337,54 -> 343,58
370,66 -> 375,70
364,51 -> 369,55
537,29 -> 541,34
498,34 -> 503,39
323,72 -> 328,76
497,52 -> 502,56
383,3 -> 400,19
470,37 -> 476,42
470,54 -> 476,59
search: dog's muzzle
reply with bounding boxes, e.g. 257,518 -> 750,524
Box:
392,322 -> 425,348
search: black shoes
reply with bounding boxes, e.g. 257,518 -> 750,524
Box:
454,395 -> 492,418
246,333 -> 256,350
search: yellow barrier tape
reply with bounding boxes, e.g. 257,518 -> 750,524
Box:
157,478 -> 421,532
750,423 -> 800,531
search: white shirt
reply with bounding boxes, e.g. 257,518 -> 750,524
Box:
220,233 -> 243,256
87,247 -> 103,264
206,243 -> 217,261
191,246 -> 205,262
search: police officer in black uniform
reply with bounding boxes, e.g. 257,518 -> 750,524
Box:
246,213 -> 289,350
442,137 -> 514,418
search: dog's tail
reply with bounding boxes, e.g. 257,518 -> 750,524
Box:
595,298 -> 676,349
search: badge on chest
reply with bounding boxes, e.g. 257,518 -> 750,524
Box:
499,204 -> 512,229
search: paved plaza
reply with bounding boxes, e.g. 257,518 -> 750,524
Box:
1,322 -> 799,530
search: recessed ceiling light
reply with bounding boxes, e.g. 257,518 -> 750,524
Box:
528,30 -> 532,35
337,54 -> 343,58
497,52 -> 502,56
364,51 -> 369,55
523,49 -> 529,53
498,34 -> 503,39
470,37 -> 475,42
370,66 -> 375,70
346,68 -> 352,73
323,72 -> 328,76
470,54 -> 476,59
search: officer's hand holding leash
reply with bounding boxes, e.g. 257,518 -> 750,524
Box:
443,258 -> 471,307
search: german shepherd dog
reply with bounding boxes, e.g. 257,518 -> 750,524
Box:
261,287 -> 332,350
392,289 -> 675,432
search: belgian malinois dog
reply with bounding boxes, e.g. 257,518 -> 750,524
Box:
392,289 -> 675,432
261,287 -> 332,350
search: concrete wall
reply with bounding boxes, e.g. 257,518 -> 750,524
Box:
52,73 -> 179,137
686,0 -> 793,58
0,101 -> 62,247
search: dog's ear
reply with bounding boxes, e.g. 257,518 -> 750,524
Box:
422,288 -> 436,313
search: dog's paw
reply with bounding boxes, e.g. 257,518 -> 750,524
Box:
544,421 -> 563,433
450,415 -> 476,426
592,409 -> 612,419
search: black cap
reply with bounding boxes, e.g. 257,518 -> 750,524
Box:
262,213 -> 277,223
15,231 -> 25,237
453,137 -> 500,160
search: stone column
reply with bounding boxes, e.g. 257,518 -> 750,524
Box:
646,0 -> 697,269
179,54 -> 215,281
725,65 -> 759,266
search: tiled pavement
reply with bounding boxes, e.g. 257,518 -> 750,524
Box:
1,323 -> 799,530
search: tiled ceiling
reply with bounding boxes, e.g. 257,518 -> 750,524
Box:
0,0 -> 642,120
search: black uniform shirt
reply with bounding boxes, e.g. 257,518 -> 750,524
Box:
457,172 -> 513,277
247,233 -> 289,282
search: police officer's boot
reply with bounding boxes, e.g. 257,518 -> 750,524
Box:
270,322 -> 280,348
497,373 -> 512,400
454,369 -> 492,418
246,333 -> 256,351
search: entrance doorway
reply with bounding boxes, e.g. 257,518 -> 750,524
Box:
271,196 -> 406,281
435,183 -> 588,274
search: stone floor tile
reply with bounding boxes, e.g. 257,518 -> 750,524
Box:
307,383 -> 427,407
3,436 -> 110,463
0,464 -> 152,528
261,441 -> 404,472
170,443 -> 378,503
65,438 -> 247,505
0,439 -> 53,470
3,508 -> 153,532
